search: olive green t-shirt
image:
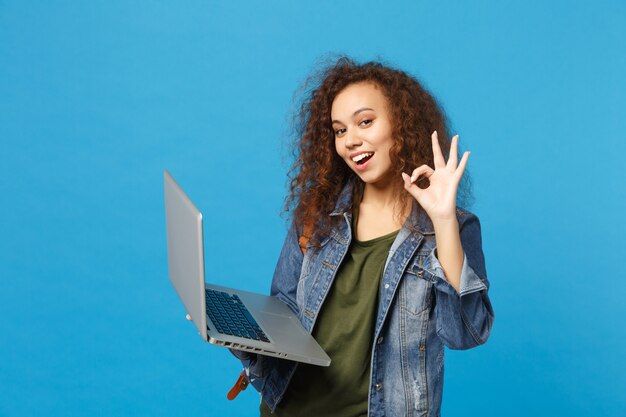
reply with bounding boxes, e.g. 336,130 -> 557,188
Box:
260,224 -> 399,417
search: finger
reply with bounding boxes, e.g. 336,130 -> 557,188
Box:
186,314 -> 192,321
410,164 -> 434,183
447,135 -> 459,169
402,172 -> 423,200
432,131 -> 446,169
455,151 -> 470,181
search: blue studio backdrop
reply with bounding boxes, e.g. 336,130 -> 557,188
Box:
1,1 -> 624,416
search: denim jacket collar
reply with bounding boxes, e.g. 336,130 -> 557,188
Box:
329,180 -> 356,216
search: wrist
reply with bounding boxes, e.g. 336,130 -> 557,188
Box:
425,206 -> 457,225
432,217 -> 459,233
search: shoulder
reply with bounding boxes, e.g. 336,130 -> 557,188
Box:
455,207 -> 482,227
455,206 -> 478,218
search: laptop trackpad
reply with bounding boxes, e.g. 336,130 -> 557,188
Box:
261,310 -> 293,318
259,312 -> 300,334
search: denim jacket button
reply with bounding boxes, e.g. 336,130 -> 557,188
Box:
377,336 -> 384,344
375,383 -> 383,391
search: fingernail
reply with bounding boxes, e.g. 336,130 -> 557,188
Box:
401,173 -> 409,181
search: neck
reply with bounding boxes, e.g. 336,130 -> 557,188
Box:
358,180 -> 411,233
361,174 -> 398,209
362,182 -> 397,208
359,176 -> 412,222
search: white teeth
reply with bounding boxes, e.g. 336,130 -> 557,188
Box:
352,152 -> 373,162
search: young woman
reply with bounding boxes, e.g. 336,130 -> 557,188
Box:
238,57 -> 494,417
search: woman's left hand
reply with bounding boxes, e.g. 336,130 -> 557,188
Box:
401,131 -> 469,222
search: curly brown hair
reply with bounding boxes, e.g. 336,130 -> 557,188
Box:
285,56 -> 473,244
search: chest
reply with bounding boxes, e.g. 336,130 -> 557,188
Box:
296,225 -> 437,332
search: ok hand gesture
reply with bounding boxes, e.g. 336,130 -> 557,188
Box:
401,131 -> 469,223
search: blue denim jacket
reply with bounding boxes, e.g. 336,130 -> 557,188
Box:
237,183 -> 494,416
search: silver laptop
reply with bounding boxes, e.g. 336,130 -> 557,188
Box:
164,170 -> 330,366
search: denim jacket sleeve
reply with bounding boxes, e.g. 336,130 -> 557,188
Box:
429,211 -> 494,350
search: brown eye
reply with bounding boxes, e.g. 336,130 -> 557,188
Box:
335,128 -> 346,136
359,119 -> 372,126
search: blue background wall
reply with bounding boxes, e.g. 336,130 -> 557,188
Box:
1,1 -> 624,416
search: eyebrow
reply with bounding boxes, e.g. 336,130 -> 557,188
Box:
331,107 -> 374,124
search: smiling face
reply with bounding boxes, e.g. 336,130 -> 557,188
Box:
332,82 -> 395,188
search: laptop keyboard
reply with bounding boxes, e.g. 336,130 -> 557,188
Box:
205,289 -> 270,342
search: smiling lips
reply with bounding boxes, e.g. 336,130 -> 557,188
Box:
351,152 -> 374,165
350,151 -> 375,170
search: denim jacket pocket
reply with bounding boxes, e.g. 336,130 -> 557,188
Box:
296,234 -> 331,310
401,255 -> 433,316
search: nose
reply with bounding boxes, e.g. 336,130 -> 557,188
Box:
344,129 -> 362,148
